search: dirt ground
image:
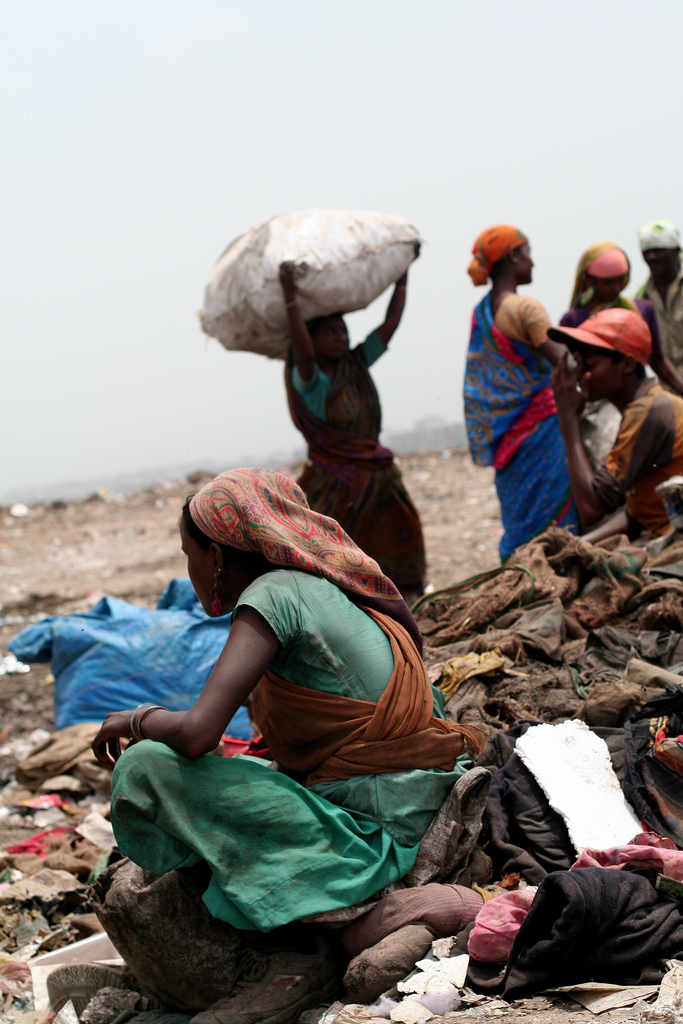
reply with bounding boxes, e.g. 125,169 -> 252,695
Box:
0,451 -> 658,1023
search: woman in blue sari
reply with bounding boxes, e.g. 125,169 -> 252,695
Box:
464,225 -> 579,560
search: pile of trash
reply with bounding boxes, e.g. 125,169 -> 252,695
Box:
3,530 -> 683,1022
414,527 -> 683,734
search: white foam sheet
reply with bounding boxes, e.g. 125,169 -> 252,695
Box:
515,720 -> 640,853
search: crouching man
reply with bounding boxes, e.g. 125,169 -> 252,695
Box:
550,308 -> 683,543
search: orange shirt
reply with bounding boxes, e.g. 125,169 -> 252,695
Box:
593,381 -> 683,534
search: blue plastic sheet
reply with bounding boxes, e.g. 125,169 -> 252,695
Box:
9,578 -> 250,737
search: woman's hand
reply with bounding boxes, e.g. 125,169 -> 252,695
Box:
92,710 -> 135,770
279,261 -> 297,301
552,351 -> 590,421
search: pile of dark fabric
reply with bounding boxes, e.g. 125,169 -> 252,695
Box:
415,526 -> 683,734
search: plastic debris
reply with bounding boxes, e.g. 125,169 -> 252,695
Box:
0,653 -> 30,676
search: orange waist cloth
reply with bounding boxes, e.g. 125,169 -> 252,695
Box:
251,606 -> 487,786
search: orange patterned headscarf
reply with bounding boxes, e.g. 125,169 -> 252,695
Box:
189,467 -> 427,650
189,468 -> 402,602
468,225 -> 528,286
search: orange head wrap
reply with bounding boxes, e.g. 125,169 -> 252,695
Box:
468,225 -> 528,286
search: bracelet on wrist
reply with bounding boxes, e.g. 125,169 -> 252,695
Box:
130,703 -> 154,741
130,703 -> 167,742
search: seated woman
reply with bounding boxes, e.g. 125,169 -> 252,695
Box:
560,242 -> 683,396
92,468 -> 485,934
464,224 -> 579,561
279,258 -> 425,601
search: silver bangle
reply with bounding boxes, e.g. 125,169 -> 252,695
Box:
136,705 -> 166,739
130,704 -> 155,740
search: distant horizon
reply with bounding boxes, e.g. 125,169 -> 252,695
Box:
3,418 -> 467,506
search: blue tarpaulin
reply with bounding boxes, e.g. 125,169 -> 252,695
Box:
9,578 -> 250,737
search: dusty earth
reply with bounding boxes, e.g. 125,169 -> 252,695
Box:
0,451 -> 657,1023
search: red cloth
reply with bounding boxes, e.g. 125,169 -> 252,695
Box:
6,827 -> 73,856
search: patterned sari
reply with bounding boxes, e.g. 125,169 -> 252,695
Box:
285,349 -> 426,591
464,294 -> 578,559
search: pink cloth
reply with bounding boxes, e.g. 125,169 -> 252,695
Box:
586,247 -> 629,279
468,888 -> 537,964
339,883 -> 484,959
571,831 -> 683,879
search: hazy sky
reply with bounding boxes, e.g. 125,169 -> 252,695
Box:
3,1 -> 683,502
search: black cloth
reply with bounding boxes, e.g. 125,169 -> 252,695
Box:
623,683 -> 683,848
502,867 -> 683,1000
485,753 -> 574,884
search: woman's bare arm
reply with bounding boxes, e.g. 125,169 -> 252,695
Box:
650,348 -> 683,398
279,262 -> 316,381
375,272 -> 408,346
537,339 -> 570,367
92,607 -> 280,769
582,509 -> 641,544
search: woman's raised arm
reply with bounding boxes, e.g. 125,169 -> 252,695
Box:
92,607 -> 280,769
279,262 -> 316,381
375,244 -> 420,346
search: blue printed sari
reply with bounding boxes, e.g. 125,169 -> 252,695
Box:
464,294 -> 578,560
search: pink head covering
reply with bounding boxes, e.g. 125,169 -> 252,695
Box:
586,247 -> 630,279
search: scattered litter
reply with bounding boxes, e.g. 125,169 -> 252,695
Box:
389,999 -> 432,1023
0,867 -> 82,905
437,649 -> 506,700
0,653 -> 30,676
397,954 -> 469,994
9,503 -> 29,518
546,980 -> 660,1014
0,728 -> 51,763
75,811 -> 114,850
430,936 -> 456,959
366,995 -> 399,1017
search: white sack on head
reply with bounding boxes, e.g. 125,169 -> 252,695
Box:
199,208 -> 422,360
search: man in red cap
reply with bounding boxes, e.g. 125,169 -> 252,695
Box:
550,308 -> 683,542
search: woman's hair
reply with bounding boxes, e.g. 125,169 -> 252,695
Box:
305,313 -> 344,337
181,497 -> 271,574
